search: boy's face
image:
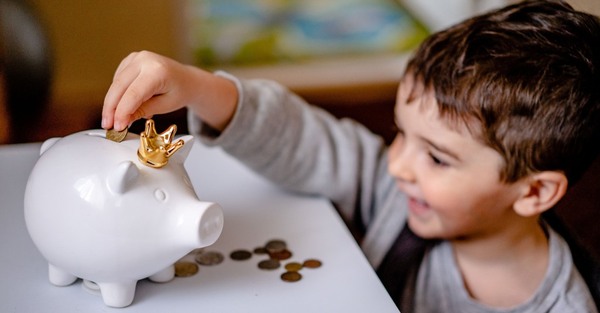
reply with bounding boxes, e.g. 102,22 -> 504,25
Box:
388,80 -> 524,240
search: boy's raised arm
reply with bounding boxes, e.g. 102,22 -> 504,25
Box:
101,50 -> 238,132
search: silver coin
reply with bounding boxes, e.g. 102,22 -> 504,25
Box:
195,250 -> 224,266
265,239 -> 287,253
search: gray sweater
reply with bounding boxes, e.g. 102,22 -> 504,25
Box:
190,72 -> 597,313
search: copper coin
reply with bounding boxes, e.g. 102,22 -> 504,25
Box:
303,259 -> 322,269
269,249 -> 292,260
253,247 -> 268,255
284,262 -> 303,272
230,249 -> 252,261
257,259 -> 280,270
195,250 -> 224,266
281,271 -> 302,282
106,128 -> 128,142
174,261 -> 198,277
265,239 -> 287,253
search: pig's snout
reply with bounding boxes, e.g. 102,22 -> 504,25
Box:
194,202 -> 224,248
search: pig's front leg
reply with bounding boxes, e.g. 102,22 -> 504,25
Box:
48,263 -> 77,286
97,281 -> 137,308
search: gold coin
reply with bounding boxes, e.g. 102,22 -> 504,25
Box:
230,249 -> 252,261
281,271 -> 302,282
174,261 -> 198,277
195,250 -> 224,266
269,249 -> 292,260
106,128 -> 128,142
257,259 -> 280,270
302,259 -> 322,269
284,262 -> 303,272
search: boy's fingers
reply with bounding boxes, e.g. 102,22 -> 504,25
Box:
102,53 -> 151,130
113,71 -> 165,131
102,58 -> 146,130
112,52 -> 138,79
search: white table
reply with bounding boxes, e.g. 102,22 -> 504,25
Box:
0,141 -> 399,313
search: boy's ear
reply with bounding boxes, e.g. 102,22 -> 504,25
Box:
513,171 -> 568,217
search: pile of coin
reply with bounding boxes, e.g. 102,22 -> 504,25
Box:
173,238 -> 322,283
174,250 -> 224,277
251,239 -> 322,283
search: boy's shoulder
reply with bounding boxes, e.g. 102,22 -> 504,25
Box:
416,228 -> 597,312
545,201 -> 600,311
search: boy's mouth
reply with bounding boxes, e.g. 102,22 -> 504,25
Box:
408,197 -> 432,217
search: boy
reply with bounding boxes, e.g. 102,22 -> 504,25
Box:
101,1 -> 600,312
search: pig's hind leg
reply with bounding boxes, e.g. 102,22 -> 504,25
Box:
48,263 -> 77,286
148,264 -> 175,283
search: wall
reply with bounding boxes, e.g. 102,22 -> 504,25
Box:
27,0 -> 188,140
32,0 -> 189,102
569,0 -> 600,15
25,0 -> 600,142
31,0 -> 600,103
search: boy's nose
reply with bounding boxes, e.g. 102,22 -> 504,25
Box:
387,137 -> 416,183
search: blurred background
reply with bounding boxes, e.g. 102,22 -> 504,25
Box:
0,0 -> 598,144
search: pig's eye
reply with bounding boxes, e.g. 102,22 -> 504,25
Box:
154,189 -> 168,202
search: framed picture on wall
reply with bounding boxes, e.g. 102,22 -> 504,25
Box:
189,0 -> 429,67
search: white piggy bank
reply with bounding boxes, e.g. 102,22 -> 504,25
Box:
23,126 -> 224,307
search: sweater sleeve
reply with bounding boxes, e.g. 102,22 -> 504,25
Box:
188,72 -> 393,232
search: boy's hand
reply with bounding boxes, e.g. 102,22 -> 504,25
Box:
102,51 -> 238,132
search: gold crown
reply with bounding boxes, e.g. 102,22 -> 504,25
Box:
137,119 -> 184,168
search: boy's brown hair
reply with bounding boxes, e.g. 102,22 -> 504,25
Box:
404,0 -> 600,183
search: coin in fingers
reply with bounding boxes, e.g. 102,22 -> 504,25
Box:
106,128 -> 128,142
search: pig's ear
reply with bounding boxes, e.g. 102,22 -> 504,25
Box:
40,137 -> 61,155
107,161 -> 139,194
171,135 -> 194,164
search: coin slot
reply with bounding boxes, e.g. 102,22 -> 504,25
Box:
86,131 -> 106,138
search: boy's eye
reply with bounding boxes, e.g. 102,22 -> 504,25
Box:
429,153 -> 449,167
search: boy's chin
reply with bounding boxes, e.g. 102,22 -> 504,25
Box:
407,218 -> 444,240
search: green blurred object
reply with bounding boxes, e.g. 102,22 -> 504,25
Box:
190,0 -> 428,67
